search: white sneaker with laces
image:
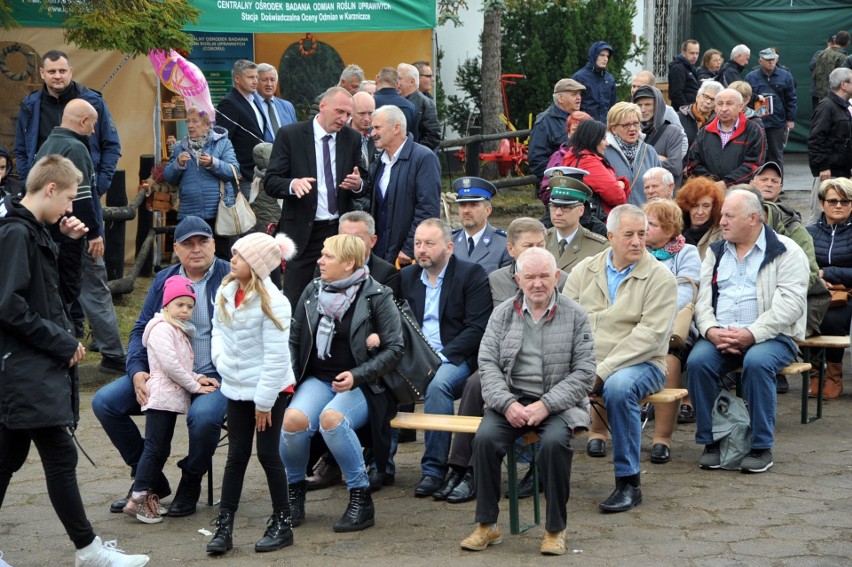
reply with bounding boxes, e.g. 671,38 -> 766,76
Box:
75,536 -> 149,567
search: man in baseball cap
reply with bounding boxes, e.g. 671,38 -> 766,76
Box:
528,78 -> 586,181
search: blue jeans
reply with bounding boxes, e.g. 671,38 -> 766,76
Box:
133,409 -> 178,493
687,336 -> 796,449
92,373 -> 227,478
281,377 -> 369,490
603,362 -> 665,478
421,361 -> 471,479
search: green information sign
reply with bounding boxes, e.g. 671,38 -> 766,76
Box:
10,0 -> 436,32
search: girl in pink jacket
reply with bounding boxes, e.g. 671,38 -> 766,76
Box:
123,275 -> 219,524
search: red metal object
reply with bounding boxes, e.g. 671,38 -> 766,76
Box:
455,74 -> 529,177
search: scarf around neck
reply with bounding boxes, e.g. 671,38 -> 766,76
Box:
187,130 -> 211,160
649,234 -> 686,260
315,267 -> 368,360
615,136 -> 639,166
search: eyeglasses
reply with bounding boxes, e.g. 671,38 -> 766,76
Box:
549,203 -> 582,211
701,94 -> 716,102
824,199 -> 852,207
616,122 -> 640,130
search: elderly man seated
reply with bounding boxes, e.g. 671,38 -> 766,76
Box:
688,189 -> 809,473
460,247 -> 595,556
643,166 -> 676,201
565,204 -> 677,513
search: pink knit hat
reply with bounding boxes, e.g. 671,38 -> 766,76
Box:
231,233 -> 297,280
162,275 -> 196,308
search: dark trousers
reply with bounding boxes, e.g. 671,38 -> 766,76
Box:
819,303 -> 852,362
448,371 -> 483,469
764,127 -> 787,171
473,409 -> 574,532
0,424 -> 96,549
282,220 -> 338,307
220,396 -> 289,514
133,409 -> 178,493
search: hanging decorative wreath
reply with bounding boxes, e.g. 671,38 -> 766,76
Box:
0,43 -> 36,82
298,33 -> 318,57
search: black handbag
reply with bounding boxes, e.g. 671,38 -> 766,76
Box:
368,297 -> 442,404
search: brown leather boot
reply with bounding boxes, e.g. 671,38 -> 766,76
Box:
823,362 -> 844,400
807,367 -> 820,398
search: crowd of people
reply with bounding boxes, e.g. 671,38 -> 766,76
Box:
1,31 -> 851,564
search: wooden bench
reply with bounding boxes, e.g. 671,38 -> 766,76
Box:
390,388 -> 688,534
797,335 -> 851,423
733,362 -> 813,424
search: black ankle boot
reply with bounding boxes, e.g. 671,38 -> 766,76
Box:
206,509 -> 234,555
332,487 -> 375,532
288,481 -> 307,527
168,472 -> 201,517
255,510 -> 294,552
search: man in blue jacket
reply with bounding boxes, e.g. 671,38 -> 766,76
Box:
528,78 -> 585,182
746,48 -> 798,171
368,104 -> 441,266
92,217 -> 229,518
573,41 -> 618,123
15,50 -> 121,198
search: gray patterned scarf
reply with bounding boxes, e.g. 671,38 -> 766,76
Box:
315,267 -> 369,360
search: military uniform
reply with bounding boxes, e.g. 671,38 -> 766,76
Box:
544,170 -> 610,274
546,226 -> 609,274
450,176 -> 512,275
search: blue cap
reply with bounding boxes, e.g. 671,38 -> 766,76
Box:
174,216 -> 213,243
453,176 -> 497,202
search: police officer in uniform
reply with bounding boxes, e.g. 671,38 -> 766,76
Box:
451,176 -> 512,274
544,170 -> 609,274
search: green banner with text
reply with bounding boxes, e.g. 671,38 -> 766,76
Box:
10,0 -> 436,32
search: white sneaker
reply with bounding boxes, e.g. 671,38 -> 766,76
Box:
75,537 -> 149,567
0,550 -> 13,567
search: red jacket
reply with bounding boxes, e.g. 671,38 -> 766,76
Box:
685,113 -> 765,186
563,148 -> 630,213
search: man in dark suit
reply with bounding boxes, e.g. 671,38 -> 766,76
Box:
373,67 -> 418,142
265,86 -> 366,305
369,105 -> 441,267
216,59 -> 268,197
257,63 -> 298,140
397,63 -> 441,151
351,91 -> 377,168
339,211 -> 400,297
400,218 -> 493,497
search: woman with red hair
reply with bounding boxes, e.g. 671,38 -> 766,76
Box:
675,176 -> 725,259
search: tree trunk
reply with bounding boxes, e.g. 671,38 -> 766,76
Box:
480,4 -> 502,178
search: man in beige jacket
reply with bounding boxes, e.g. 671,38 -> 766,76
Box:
565,204 -> 677,513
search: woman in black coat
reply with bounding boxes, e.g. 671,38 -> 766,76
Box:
806,178 -> 852,399
282,234 -> 403,532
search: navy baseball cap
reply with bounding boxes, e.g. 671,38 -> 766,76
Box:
174,216 -> 213,243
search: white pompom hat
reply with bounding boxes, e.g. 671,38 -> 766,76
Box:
231,232 -> 297,280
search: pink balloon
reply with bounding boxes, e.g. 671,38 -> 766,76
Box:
149,49 -> 216,121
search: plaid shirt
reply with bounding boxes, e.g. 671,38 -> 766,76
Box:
715,227 -> 766,328
718,117 -> 740,148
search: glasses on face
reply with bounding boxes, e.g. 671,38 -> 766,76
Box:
701,94 -> 716,103
616,121 -> 640,130
824,198 -> 852,207
549,203 -> 582,211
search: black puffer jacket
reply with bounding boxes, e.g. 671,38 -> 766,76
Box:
291,276 -> 404,475
807,91 -> 852,177
0,196 -> 84,430
807,213 -> 852,287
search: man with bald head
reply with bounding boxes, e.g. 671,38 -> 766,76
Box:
688,189 -> 808,473
34,98 -> 127,372
351,91 -> 377,167
686,88 -> 765,190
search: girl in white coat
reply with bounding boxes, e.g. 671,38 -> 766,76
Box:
128,275 -> 219,524
207,232 -> 296,556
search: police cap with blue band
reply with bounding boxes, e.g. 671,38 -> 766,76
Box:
453,176 -> 497,202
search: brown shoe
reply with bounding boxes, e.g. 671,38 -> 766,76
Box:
460,523 -> 502,551
306,455 -> 342,491
130,493 -> 163,524
807,368 -> 819,398
823,362 -> 844,400
122,493 -> 166,518
540,529 -> 567,555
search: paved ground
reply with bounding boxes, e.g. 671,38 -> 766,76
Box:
5,154 -> 851,566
